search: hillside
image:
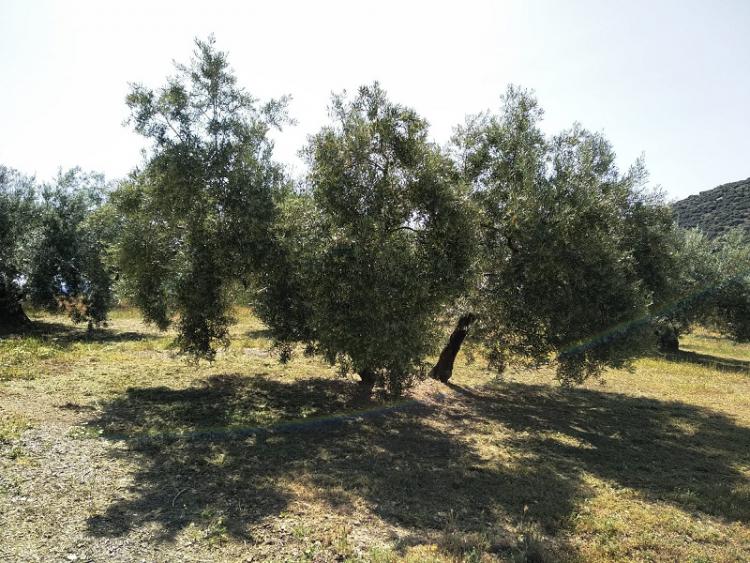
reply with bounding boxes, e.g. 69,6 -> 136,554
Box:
673,177 -> 750,238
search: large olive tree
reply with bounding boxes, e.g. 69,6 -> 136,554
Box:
114,37 -> 288,358
432,87 -> 669,383
255,84 -> 476,393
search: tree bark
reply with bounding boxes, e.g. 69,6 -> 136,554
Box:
358,368 -> 377,389
430,314 -> 476,383
0,287 -> 31,332
657,325 -> 680,353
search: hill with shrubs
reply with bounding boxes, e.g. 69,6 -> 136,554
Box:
673,177 -> 750,238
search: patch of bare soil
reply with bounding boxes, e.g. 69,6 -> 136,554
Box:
0,386 -> 447,562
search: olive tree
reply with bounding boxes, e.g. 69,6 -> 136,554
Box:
26,168 -> 114,328
655,228 -> 750,351
432,87 -> 668,384
706,230 -> 750,342
255,84 -> 476,393
251,186 -> 319,356
1,166 -> 114,331
114,36 -> 288,358
0,166 -> 37,328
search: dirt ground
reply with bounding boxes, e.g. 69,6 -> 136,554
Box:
2,309 -> 750,561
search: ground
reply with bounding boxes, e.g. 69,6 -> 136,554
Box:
1,309 -> 750,562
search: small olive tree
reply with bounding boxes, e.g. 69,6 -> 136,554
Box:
26,169 -> 114,328
0,166 -> 37,328
1,166 -> 114,330
255,84 -> 476,393
655,228 -> 750,351
251,186 -> 320,355
114,36 -> 288,358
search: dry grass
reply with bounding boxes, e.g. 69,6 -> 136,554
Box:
1,308 -> 749,561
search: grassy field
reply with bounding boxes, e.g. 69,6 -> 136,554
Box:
1,308 -> 750,562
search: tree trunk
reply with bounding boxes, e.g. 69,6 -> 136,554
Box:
0,287 -> 31,332
430,314 -> 476,383
358,368 -> 377,389
657,325 -> 679,353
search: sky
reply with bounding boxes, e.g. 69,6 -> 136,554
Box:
1,0 -> 748,200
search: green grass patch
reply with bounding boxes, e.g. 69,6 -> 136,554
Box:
2,309 -> 750,562
0,413 -> 30,442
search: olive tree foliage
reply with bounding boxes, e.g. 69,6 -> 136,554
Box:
655,228 -> 750,350
254,84 -> 476,393
705,231 -> 750,342
621,187 -> 684,312
251,187 -> 320,353
437,86 -> 672,384
0,166 -> 37,328
113,37 -> 288,359
27,169 -> 113,327
0,166 -> 113,330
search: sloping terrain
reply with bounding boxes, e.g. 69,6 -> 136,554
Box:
673,177 -> 750,238
1,309 -> 750,562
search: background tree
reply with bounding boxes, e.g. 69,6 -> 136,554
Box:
25,168 -> 113,328
1,166 -> 113,330
114,36 -> 288,359
706,230 -> 750,342
255,84 -> 476,394
618,178 -> 687,352
0,166 -> 37,328
656,228 -> 750,351
433,87 -> 669,384
251,186 -> 320,360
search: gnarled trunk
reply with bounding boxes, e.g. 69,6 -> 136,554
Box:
0,286 -> 30,332
657,325 -> 680,353
430,314 -> 476,383
358,368 -> 377,389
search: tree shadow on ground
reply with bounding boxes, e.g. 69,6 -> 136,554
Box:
0,319 -> 156,347
449,381 -> 750,522
659,349 -> 750,374
84,374 -> 750,556
245,327 -> 273,340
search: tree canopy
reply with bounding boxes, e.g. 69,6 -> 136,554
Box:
655,228 -> 750,350
113,36 -> 288,358
435,87 -> 677,383
0,166 -> 37,327
0,167 -> 113,329
255,84 -> 476,393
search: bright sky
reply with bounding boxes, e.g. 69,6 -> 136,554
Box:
1,0 -> 748,200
